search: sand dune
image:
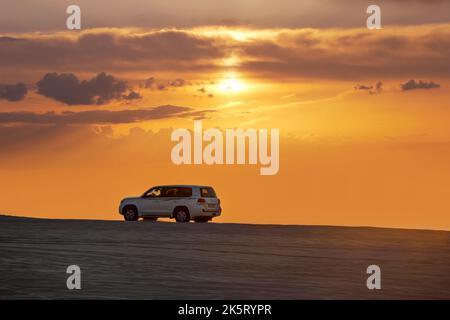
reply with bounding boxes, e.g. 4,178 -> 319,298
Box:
0,215 -> 449,299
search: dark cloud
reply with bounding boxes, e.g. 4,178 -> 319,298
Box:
122,90 -> 142,101
182,109 -> 216,120
144,77 -> 157,88
0,123 -> 173,161
0,83 -> 27,101
1,0 -> 449,33
355,84 -> 373,90
0,31 -> 223,80
36,72 -> 128,105
355,81 -> 382,95
1,26 -> 449,83
401,79 -> 441,91
372,82 -> 383,95
0,36 -> 22,42
168,78 -> 188,87
144,77 -> 189,91
0,105 -> 214,125
237,26 -> 450,80
195,87 -> 213,98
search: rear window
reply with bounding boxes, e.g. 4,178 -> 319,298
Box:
200,187 -> 217,198
161,187 -> 192,197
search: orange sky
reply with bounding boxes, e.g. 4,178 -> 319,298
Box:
1,3 -> 450,230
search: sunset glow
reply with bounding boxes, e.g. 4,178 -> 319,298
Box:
0,0 -> 449,231
218,74 -> 246,93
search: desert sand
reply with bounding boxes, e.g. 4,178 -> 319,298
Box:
0,215 -> 449,299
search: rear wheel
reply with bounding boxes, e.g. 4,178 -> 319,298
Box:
123,207 -> 139,221
174,207 -> 190,223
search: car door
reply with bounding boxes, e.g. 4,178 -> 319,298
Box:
158,187 -> 178,217
159,187 -> 193,216
140,187 -> 162,216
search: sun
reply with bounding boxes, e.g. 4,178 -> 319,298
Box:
218,74 -> 246,93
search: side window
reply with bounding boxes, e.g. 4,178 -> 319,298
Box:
145,187 -> 162,198
177,188 -> 192,197
200,187 -> 216,198
163,188 -> 178,197
161,187 -> 192,197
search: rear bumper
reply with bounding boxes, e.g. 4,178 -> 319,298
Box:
202,209 -> 221,217
191,206 -> 222,218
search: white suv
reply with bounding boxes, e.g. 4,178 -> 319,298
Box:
119,185 -> 222,223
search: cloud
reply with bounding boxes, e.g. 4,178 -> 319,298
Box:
144,77 -> 189,91
0,105 -> 214,125
168,78 -> 188,87
0,82 -> 27,101
355,81 -> 382,95
236,25 -> 450,80
0,25 -> 450,83
401,79 -> 441,91
0,30 -> 223,81
2,0 -> 450,33
36,72 -> 128,105
355,85 -> 373,91
195,87 -> 214,98
0,123 -> 175,163
144,77 -> 157,89
122,90 -> 142,101
372,82 -> 383,95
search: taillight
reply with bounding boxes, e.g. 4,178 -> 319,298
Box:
197,198 -> 206,204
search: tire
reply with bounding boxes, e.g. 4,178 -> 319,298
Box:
194,217 -> 210,223
174,207 -> 190,223
143,217 -> 158,222
123,206 -> 139,221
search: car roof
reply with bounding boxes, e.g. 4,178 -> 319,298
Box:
154,185 -> 213,188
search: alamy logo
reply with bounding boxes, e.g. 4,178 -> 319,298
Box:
366,265 -> 381,290
171,121 -> 280,175
66,265 -> 81,290
66,5 -> 81,30
366,5 -> 381,29
65,5 -> 379,31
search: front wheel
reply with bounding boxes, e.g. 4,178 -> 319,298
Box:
174,208 -> 190,223
123,207 -> 139,221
